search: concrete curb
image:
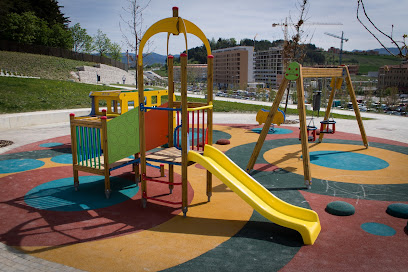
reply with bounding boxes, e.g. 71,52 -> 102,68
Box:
0,108 -> 91,130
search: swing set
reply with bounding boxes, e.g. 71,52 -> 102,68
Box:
246,62 -> 369,188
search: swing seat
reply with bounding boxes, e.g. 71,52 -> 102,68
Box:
320,119 -> 336,134
299,125 -> 317,142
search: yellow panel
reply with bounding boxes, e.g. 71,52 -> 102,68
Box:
138,17 -> 180,65
139,17 -> 212,66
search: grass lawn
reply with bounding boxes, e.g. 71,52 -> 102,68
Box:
0,77 -> 370,120
0,77 -> 119,113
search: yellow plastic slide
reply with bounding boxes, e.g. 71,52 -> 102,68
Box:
188,145 -> 321,245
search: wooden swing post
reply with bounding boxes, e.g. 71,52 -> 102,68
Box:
344,67 -> 369,148
246,77 -> 290,173
318,77 -> 341,142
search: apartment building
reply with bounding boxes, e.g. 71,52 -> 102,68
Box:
254,47 -> 284,88
378,63 -> 408,92
213,46 -> 254,89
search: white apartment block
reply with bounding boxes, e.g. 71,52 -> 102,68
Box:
254,47 -> 284,89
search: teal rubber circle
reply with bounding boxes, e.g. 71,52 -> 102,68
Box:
39,142 -> 63,148
361,222 -> 396,236
0,159 -> 45,174
309,151 -> 389,171
24,176 -> 139,211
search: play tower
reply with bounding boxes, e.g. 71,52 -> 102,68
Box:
137,7 -> 214,216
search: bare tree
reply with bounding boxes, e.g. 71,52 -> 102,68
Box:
120,0 -> 152,85
357,0 -> 407,60
281,0 -> 311,113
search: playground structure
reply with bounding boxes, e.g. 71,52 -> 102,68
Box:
89,89 -> 172,117
136,7 -> 320,245
246,62 -> 369,188
68,7 -> 321,245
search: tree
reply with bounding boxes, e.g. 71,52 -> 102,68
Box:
0,0 -> 69,27
1,12 -> 40,44
120,0 -> 152,85
281,0 -> 311,113
357,0 -> 407,60
0,11 -> 72,49
93,29 -> 111,57
69,23 -> 94,53
110,42 -> 122,61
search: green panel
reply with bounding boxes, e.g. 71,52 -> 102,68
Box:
106,107 -> 140,163
285,62 -> 300,80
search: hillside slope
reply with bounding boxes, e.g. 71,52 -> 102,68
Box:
0,51 -> 97,81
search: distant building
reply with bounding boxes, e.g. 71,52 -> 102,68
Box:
378,63 -> 408,92
213,46 -> 254,89
173,64 -> 207,83
328,47 -> 341,54
254,47 -> 284,88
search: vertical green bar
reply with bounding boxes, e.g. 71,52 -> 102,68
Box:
90,127 -> 95,168
80,126 -> 84,166
84,126 -> 88,167
97,129 -> 101,169
93,128 -> 98,168
85,127 -> 90,167
92,128 -> 96,168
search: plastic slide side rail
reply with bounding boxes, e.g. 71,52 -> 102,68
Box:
187,145 -> 321,245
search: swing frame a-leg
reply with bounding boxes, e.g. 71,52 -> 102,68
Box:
246,63 -> 369,188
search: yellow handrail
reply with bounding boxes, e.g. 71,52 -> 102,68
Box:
187,102 -> 213,112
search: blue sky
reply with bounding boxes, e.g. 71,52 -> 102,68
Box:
59,0 -> 406,55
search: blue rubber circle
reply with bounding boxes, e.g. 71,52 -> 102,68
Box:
326,201 -> 355,216
39,142 -> 63,148
0,159 -> 45,174
24,176 -> 139,211
361,222 -> 396,236
386,203 -> 408,219
51,154 -> 73,164
309,151 -> 389,171
251,128 -> 293,135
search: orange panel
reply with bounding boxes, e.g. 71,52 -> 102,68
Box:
145,103 -> 170,151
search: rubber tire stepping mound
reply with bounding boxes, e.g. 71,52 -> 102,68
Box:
325,201 -> 355,216
386,203 -> 408,219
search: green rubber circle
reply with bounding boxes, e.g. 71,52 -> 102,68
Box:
326,201 -> 355,216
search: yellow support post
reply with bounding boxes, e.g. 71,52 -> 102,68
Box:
168,55 -> 175,193
138,59 -> 147,208
206,55 -> 214,201
296,65 -> 312,187
180,53 -> 188,216
246,77 -> 289,173
344,67 -> 369,147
